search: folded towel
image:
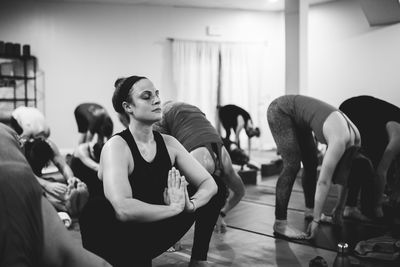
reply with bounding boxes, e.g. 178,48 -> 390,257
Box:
354,235 -> 400,261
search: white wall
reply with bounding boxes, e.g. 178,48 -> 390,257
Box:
308,0 -> 400,107
0,1 -> 284,149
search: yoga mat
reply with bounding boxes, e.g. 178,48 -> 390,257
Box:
243,183 -> 337,213
225,201 -> 390,252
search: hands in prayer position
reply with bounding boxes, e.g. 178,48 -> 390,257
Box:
163,167 -> 190,213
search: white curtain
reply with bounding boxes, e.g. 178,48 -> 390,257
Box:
172,40 -> 220,125
220,43 -> 269,150
172,40 -> 270,150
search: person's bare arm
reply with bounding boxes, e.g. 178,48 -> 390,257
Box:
74,143 -> 99,172
308,112 -> 350,239
48,139 -> 75,183
99,136 -> 185,223
164,135 -> 217,210
314,140 -> 345,218
220,146 -> 245,215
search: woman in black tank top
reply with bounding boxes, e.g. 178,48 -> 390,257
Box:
79,76 -> 218,267
340,95 -> 400,218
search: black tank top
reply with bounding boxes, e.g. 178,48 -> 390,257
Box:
117,129 -> 172,205
340,95 -> 400,166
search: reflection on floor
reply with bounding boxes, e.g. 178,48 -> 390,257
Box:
69,149 -> 399,266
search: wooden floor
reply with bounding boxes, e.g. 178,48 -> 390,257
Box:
69,149 -> 399,266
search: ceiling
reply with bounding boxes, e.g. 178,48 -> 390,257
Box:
35,0 -> 338,11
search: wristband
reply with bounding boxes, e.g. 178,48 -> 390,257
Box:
220,211 -> 226,218
312,219 -> 320,224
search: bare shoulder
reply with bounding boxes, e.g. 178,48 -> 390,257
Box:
386,121 -> 400,131
102,135 -> 130,157
386,121 -> 400,140
159,133 -> 180,148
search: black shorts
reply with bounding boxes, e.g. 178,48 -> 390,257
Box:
332,146 -> 373,187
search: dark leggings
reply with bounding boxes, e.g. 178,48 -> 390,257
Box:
347,156 -> 375,215
190,175 -> 226,260
267,100 -> 318,220
80,197 -> 194,267
79,180 -> 226,266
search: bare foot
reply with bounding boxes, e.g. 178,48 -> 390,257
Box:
273,220 -> 307,239
343,206 -> 370,221
167,241 -> 182,252
65,181 -> 89,217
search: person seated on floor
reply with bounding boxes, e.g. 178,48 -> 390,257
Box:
79,76 -> 218,267
11,105 -> 50,142
153,100 -> 246,236
74,102 -> 113,144
70,137 -> 105,199
11,106 -> 89,217
0,123 -> 112,267
219,104 -> 260,150
267,95 -> 373,240
339,95 -> 400,219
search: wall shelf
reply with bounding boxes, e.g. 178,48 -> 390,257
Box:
0,55 -> 38,109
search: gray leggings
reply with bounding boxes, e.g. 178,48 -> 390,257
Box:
267,99 -> 319,220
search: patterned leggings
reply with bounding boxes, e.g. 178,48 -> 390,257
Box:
267,99 -> 318,220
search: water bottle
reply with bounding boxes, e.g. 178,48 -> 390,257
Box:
333,242 -> 351,267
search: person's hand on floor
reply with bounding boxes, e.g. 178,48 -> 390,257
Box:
306,220 -> 319,240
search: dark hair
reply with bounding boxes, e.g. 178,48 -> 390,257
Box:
24,139 -> 54,176
92,142 -> 104,163
92,113 -> 114,139
100,116 -> 113,138
112,76 -> 147,114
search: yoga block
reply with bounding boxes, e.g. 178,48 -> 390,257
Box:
261,159 -> 283,177
238,169 -> 257,185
